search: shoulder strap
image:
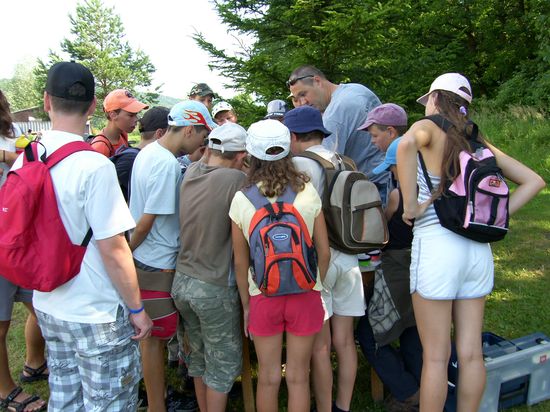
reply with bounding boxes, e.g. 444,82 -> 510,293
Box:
242,184 -> 298,211
296,151 -> 354,171
276,186 -> 298,204
417,152 -> 434,193
297,151 -> 336,170
242,185 -> 269,211
90,134 -> 115,155
422,115 -> 453,133
45,141 -> 95,169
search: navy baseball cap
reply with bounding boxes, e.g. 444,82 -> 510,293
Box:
283,106 -> 331,137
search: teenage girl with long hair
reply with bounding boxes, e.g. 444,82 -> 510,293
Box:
230,119 -> 330,412
0,90 -> 22,184
397,73 -> 545,412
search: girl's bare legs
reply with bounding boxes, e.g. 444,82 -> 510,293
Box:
453,297 -> 486,412
412,293 -> 453,412
311,321 -> 333,412
286,332 -> 316,412
253,334 -> 283,412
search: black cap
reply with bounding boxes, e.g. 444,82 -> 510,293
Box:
139,106 -> 170,133
45,61 -> 95,102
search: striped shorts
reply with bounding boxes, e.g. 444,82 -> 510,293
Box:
36,306 -> 141,411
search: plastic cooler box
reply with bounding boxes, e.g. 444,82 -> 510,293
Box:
445,332 -> 550,411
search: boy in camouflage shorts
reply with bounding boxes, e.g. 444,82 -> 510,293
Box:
172,123 -> 248,412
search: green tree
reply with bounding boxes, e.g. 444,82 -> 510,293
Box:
225,93 -> 266,128
1,61 -> 42,112
196,0 -> 549,111
36,0 -> 158,120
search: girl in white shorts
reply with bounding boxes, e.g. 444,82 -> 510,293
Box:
397,73 -> 545,412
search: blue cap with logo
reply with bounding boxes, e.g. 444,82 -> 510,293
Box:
167,100 -> 217,131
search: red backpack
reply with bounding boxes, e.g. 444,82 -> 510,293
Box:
0,141 -> 94,291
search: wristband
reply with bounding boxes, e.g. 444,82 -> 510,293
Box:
128,304 -> 145,314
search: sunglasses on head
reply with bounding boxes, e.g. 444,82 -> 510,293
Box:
286,74 -> 314,88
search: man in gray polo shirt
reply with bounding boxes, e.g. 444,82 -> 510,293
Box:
287,65 -> 391,204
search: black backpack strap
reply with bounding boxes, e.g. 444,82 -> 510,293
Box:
422,115 -> 454,133
417,152 -> 435,194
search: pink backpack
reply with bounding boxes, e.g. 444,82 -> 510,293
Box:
0,142 -> 94,291
419,115 -> 509,243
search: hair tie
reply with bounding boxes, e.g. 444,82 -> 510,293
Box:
459,106 -> 468,116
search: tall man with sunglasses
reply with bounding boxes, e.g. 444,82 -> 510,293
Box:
287,65 -> 390,205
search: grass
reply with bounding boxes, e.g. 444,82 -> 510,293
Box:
5,107 -> 550,411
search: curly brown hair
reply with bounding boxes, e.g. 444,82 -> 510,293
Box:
246,154 -> 310,197
433,90 -> 486,196
0,90 -> 15,138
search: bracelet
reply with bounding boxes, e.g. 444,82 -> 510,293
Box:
128,304 -> 145,314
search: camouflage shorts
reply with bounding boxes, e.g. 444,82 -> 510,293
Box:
172,272 -> 242,393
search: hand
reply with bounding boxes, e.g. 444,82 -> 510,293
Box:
129,310 -> 153,340
402,199 -> 432,226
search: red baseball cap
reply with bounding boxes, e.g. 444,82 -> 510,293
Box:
103,89 -> 148,113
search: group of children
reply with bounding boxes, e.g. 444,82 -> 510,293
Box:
0,68 -> 545,412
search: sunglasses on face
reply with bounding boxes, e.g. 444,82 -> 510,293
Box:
286,74 -> 314,88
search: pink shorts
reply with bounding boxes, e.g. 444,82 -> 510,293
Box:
248,290 -> 324,337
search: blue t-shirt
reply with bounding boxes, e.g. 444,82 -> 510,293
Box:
322,83 -> 391,203
130,141 -> 182,269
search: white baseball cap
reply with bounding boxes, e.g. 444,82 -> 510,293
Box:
246,119 -> 290,161
207,122 -> 247,152
212,101 -> 233,118
417,73 -> 473,106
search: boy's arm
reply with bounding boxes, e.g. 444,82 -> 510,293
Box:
129,213 -> 156,251
231,221 -> 251,337
312,211 -> 330,283
385,188 -> 399,221
96,233 -> 153,340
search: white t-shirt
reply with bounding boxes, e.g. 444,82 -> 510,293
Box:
12,130 -> 135,323
292,145 -> 359,273
129,141 -> 181,269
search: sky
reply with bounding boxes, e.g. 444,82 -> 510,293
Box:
1,0 -> 247,99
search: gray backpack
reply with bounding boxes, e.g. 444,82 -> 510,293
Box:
297,151 -> 388,254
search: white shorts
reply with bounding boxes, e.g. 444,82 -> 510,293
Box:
321,249 -> 366,318
410,224 -> 494,300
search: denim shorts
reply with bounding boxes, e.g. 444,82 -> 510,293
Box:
0,276 -> 32,321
